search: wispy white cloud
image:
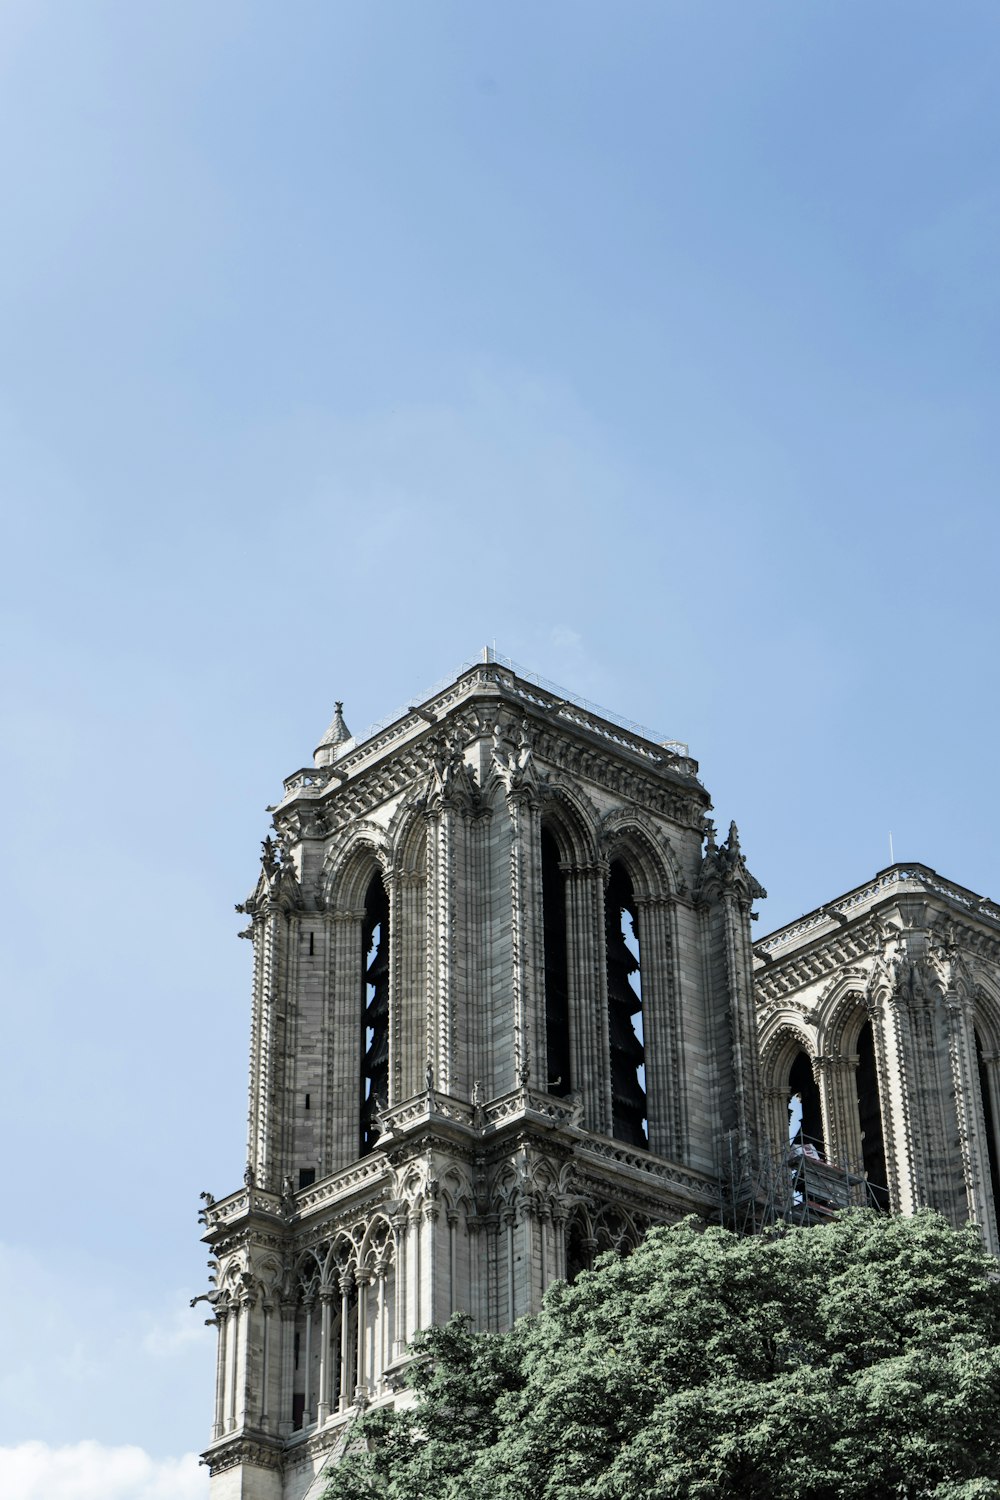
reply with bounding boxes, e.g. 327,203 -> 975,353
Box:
0,1244 -> 212,1455
0,1442 -> 207,1500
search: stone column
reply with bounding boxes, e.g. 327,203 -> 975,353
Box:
328,911 -> 365,1170
356,1272 -> 369,1397
212,1306 -> 229,1441
507,789 -> 544,1090
254,898 -> 284,1190
301,1293 -> 314,1427
427,802 -> 456,1095
446,1209 -> 459,1316
338,1271 -> 354,1412
503,1211 -> 516,1328
391,1214 -> 407,1358
278,1299 -> 295,1437
814,1053 -> 863,1169
720,889 -> 761,1155
391,871 -> 428,1104
316,1290 -> 333,1425
259,1298 -> 273,1431
761,1084 -> 790,1162
877,987 -> 919,1214
421,1194 -> 441,1329
565,865 -> 611,1134
551,1206 -> 567,1285
227,1298 -> 240,1432
538,1204 -> 551,1293
946,990 -> 996,1246
636,894 -> 681,1160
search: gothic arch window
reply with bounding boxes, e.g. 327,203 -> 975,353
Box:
605,859 -> 647,1148
788,1050 -> 824,1156
856,1020 -> 889,1211
541,827 -> 571,1097
565,1209 -> 594,1283
360,871 -> 390,1157
975,1029 -> 1000,1232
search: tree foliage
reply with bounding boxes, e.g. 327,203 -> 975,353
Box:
324,1212 -> 1000,1500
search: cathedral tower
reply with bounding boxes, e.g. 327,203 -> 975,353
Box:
754,864 -> 1000,1251
199,653 -> 764,1500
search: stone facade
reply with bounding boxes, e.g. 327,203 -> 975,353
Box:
197,657 -> 765,1500
753,864 -> 1000,1254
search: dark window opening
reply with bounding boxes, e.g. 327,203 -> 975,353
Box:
788,1050 -> 824,1155
298,1167 -> 316,1190
309,931 -> 315,956
857,1021 -> 889,1211
976,1030 -> 1000,1232
605,861 -> 647,1148
565,1218 -> 592,1283
541,829 -> 571,1097
292,1391 -> 305,1430
304,1092 -> 311,1110
361,872 -> 390,1157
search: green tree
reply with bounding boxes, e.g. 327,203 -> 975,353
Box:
325,1212 -> 1000,1500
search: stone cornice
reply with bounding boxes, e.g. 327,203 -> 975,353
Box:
202,1432 -> 283,1476
754,865 -> 1000,976
272,664 -> 705,834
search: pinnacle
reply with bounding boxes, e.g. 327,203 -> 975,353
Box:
318,700 -> 351,749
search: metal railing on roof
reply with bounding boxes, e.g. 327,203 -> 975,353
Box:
332,645 -> 688,762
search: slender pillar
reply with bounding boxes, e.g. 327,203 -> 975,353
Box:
566,866 -> 607,1134
447,1210 -> 458,1315
551,1208 -> 566,1284
227,1299 -> 240,1432
374,1266 -> 387,1389
356,1273 -> 368,1395
238,1290 -> 256,1431
505,1214 -> 515,1328
302,1294 -> 314,1426
259,1299 -> 272,1430
338,1271 -> 353,1412
316,1291 -> 333,1424
212,1307 -> 229,1440
815,1053 -> 864,1168
391,1216 -> 407,1359
279,1299 -> 295,1437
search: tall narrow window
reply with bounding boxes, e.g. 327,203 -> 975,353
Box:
856,1021 -> 889,1210
976,1030 -> 1000,1232
788,1050 -> 824,1155
360,872 -> 390,1157
605,861 -> 647,1147
541,829 -> 571,1097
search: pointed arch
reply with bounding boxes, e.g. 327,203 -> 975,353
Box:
758,1016 -> 818,1082
822,987 -> 871,1060
388,798 -> 430,878
599,808 -> 683,901
539,781 -> 601,867
323,823 -> 392,912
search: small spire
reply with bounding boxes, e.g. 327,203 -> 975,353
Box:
321,701 -> 351,746
314,700 -> 352,767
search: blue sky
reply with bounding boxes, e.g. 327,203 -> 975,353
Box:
2,4 -> 999,1494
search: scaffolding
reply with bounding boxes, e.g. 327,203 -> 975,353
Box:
720,1130 -> 887,1236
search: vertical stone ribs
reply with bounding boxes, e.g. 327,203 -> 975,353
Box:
361,873 -> 390,1156
541,830 -> 571,1097
605,861 -> 647,1147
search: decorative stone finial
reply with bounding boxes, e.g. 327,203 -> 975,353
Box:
315,700 -> 352,767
